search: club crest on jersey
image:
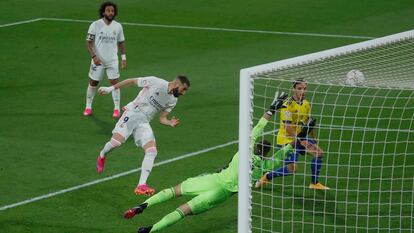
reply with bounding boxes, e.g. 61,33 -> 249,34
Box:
284,111 -> 291,118
155,92 -> 159,96
113,30 -> 116,35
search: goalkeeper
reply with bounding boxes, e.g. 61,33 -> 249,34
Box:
122,92 -> 314,233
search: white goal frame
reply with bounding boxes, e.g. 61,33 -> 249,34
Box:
238,29 -> 414,233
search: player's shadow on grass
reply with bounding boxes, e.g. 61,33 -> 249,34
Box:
289,189 -> 345,226
258,186 -> 345,227
2,220 -> 103,233
190,214 -> 237,233
88,115 -> 116,135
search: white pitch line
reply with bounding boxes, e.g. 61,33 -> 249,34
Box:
41,17 -> 375,39
0,140 -> 238,211
0,18 -> 42,28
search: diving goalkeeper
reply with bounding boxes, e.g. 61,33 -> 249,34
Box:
122,92 -> 312,233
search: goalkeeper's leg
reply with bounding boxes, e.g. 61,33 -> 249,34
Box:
266,145 -> 298,180
142,204 -> 189,233
144,189 -> 231,232
124,185 -> 182,219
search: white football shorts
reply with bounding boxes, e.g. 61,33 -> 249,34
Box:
112,110 -> 155,148
88,60 -> 120,81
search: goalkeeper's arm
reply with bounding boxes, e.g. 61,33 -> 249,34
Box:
251,91 -> 288,144
265,91 -> 288,117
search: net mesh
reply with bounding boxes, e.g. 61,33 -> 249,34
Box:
249,35 -> 414,233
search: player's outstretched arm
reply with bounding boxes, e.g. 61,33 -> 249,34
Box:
262,91 -> 288,120
159,111 -> 180,127
252,91 -> 288,143
98,78 -> 138,95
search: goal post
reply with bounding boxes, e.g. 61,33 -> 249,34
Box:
238,69 -> 253,233
238,29 -> 414,233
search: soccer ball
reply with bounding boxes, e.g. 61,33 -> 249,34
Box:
345,69 -> 365,86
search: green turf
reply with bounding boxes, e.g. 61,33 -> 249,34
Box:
1,0 -> 414,232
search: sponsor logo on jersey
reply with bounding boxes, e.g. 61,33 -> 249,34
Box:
98,35 -> 117,43
284,111 -> 291,118
149,96 -> 164,110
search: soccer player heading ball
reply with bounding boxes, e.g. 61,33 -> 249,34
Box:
97,75 -> 190,196
84,1 -> 127,118
122,91 -> 316,233
256,78 -> 329,190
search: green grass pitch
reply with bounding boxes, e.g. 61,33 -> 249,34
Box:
1,0 -> 414,232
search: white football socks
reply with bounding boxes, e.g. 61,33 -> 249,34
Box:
100,138 -> 121,158
112,88 -> 121,110
138,147 -> 158,185
86,84 -> 97,109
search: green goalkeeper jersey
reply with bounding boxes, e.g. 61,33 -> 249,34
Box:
251,144 -> 293,181
216,117 -> 293,192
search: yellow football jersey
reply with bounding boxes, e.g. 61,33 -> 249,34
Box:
276,98 -> 311,145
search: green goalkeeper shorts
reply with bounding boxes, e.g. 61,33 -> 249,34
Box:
181,173 -> 234,214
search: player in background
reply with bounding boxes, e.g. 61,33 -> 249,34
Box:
121,92 -> 316,233
256,78 -> 329,190
97,75 -> 190,196
84,1 -> 127,118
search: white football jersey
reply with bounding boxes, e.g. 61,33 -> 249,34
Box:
125,76 -> 177,121
86,19 -> 125,65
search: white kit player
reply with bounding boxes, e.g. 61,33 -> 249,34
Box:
96,75 -> 190,196
84,1 -> 127,118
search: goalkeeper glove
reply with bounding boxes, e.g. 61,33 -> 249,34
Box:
297,117 -> 317,139
266,91 -> 288,116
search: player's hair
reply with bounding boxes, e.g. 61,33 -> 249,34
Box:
176,75 -> 191,87
255,140 -> 271,157
292,78 -> 308,88
99,1 -> 118,18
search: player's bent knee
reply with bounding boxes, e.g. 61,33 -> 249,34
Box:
112,133 -> 125,143
173,184 -> 182,197
288,163 -> 298,173
145,146 -> 157,156
109,79 -> 119,85
143,140 -> 156,150
315,148 -> 324,158
110,138 -> 122,147
89,79 -> 99,86
178,204 -> 192,216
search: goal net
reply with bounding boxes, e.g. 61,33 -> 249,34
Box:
238,30 -> 414,233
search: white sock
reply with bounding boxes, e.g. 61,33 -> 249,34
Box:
86,84 -> 97,109
112,88 -> 120,110
100,138 -> 121,158
138,147 -> 157,185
